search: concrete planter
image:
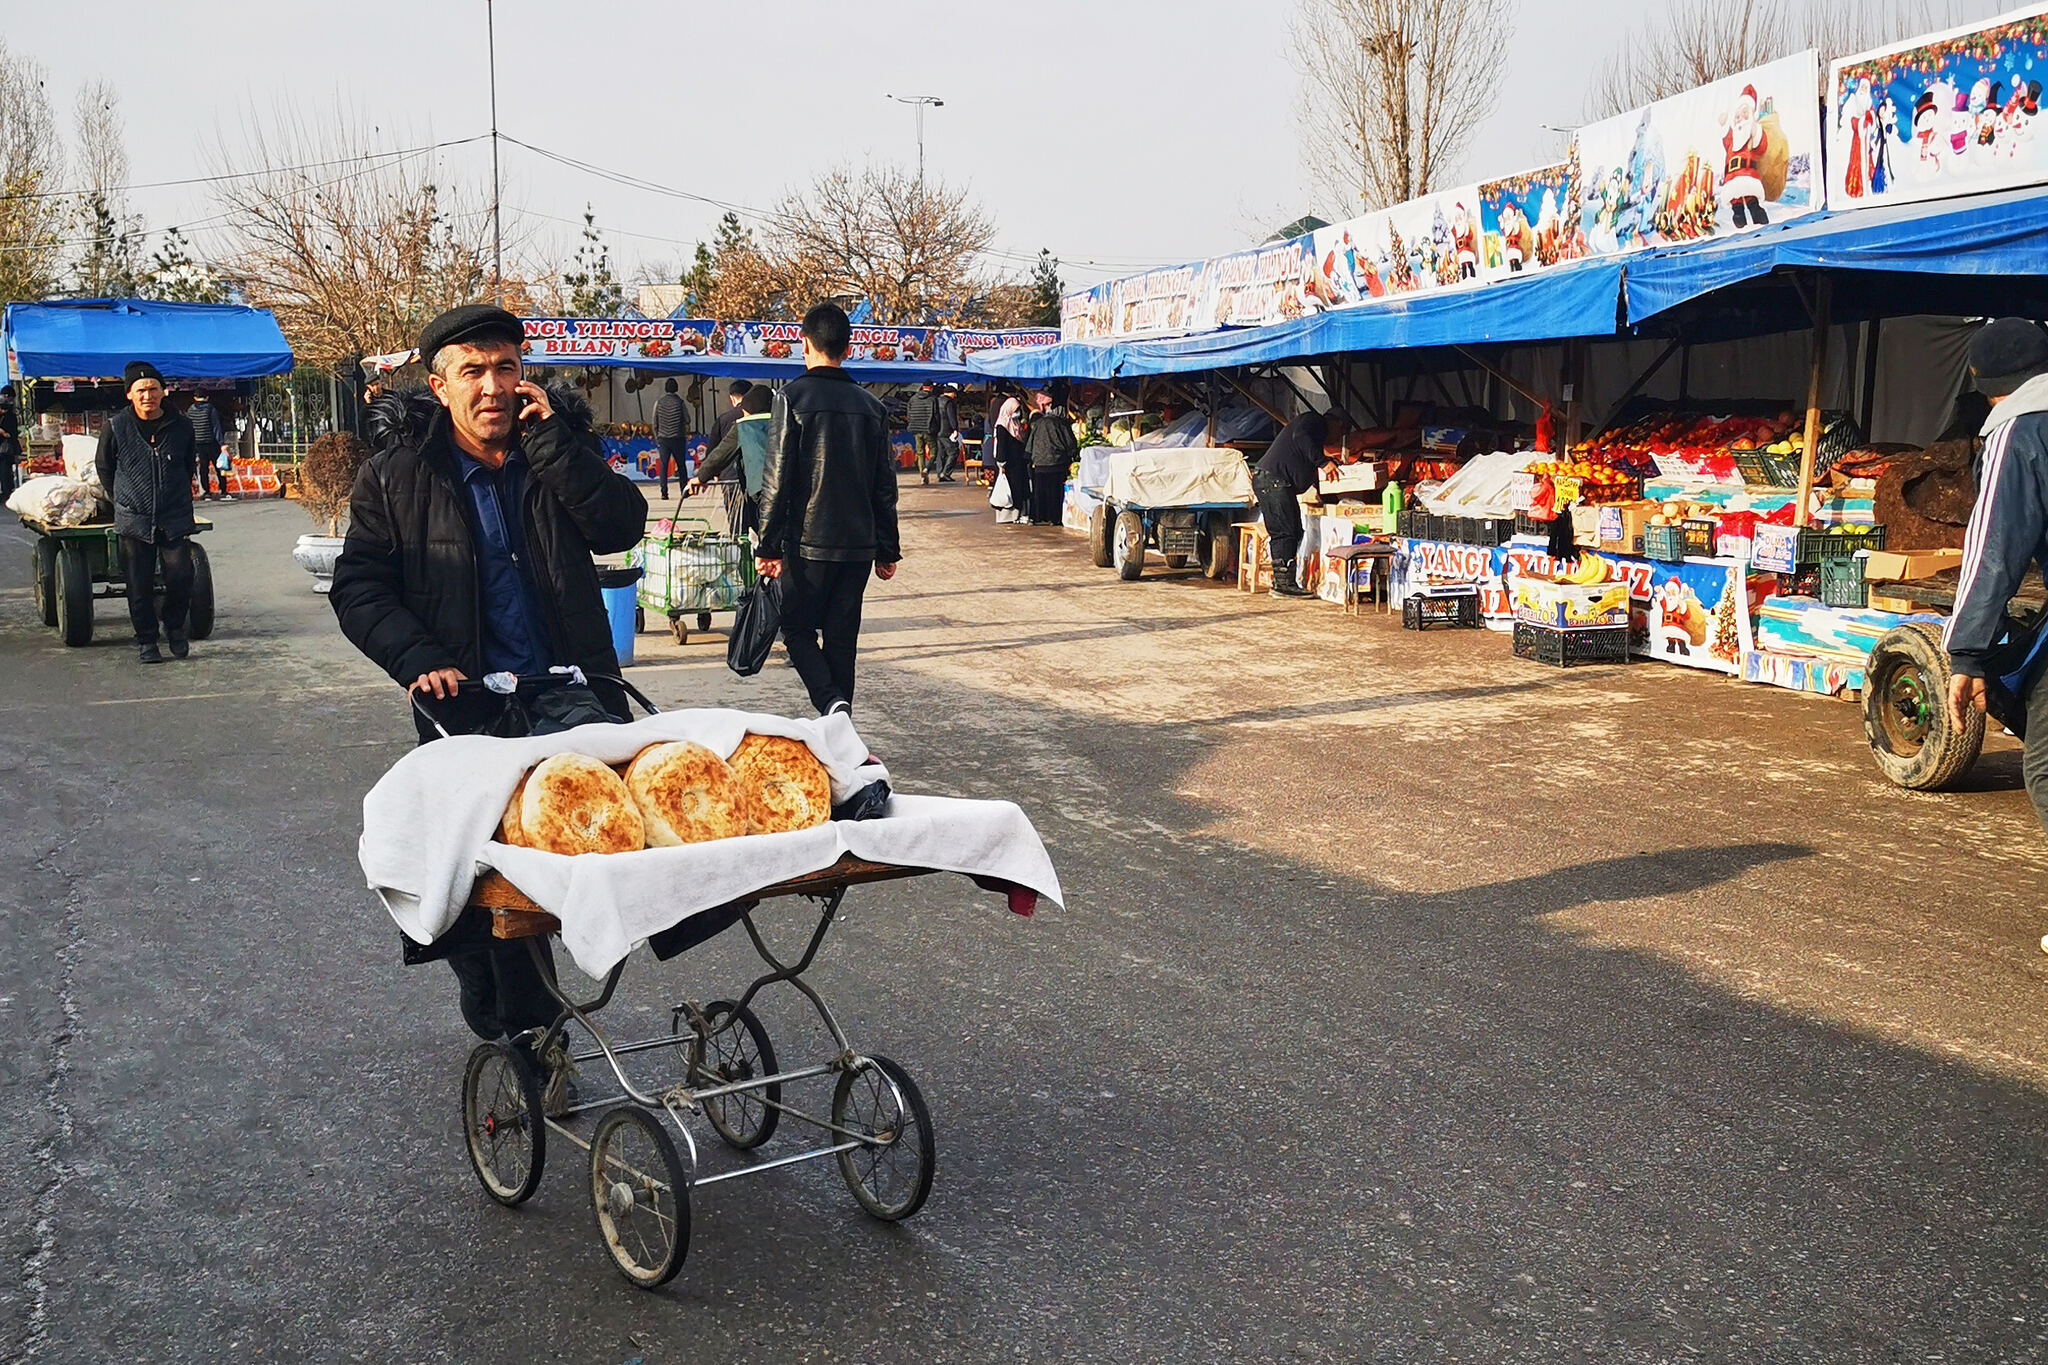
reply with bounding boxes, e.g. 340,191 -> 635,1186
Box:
292,533 -> 346,593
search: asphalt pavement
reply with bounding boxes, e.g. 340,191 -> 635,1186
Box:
4,485 -> 2048,1364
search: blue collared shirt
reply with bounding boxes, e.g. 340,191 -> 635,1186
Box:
458,447 -> 548,675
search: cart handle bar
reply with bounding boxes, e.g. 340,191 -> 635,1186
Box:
409,666 -> 660,738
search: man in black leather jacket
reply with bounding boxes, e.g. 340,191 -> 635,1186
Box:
755,302 -> 901,715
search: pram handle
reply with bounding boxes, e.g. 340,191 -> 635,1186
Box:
409,666 -> 661,738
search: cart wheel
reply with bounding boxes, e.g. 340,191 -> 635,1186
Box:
1164,552 -> 1189,569
1199,516 -> 1234,581
1863,622 -> 1984,790
1113,511 -> 1145,582
680,1000 -> 780,1150
55,544 -> 92,646
670,615 -> 688,646
696,611 -> 712,632
832,1055 -> 935,1222
33,537 -> 57,627
1088,505 -> 1114,568
635,607 -> 645,635
589,1105 -> 691,1289
462,1041 -> 546,1207
185,542 -> 215,641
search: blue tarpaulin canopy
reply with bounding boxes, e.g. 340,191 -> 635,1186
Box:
3,298 -> 293,379
590,353 -> 980,385
1624,186 -> 2048,326
969,259 -> 1627,380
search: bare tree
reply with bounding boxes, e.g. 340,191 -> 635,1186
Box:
208,108 -> 499,367
1291,0 -> 1516,215
1589,0 -> 1963,116
71,79 -> 143,296
766,163 -> 996,325
0,39 -> 66,304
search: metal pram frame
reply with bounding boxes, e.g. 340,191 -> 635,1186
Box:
415,673 -> 949,1289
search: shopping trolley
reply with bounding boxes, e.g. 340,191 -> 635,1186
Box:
630,511 -> 754,646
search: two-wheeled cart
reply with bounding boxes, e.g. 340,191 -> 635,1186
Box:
20,513 -> 215,646
1081,446 -> 1255,583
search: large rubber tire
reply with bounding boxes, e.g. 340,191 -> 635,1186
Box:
1200,517 -> 1234,581
1863,622 -> 1984,790
185,542 -> 215,641
55,544 -> 93,647
1113,511 -> 1146,582
33,537 -> 57,626
1088,505 -> 1114,568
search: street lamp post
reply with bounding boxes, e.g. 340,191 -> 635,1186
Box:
885,94 -> 945,181
487,0 -> 503,304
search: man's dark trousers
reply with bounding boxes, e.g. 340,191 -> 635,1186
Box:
2023,670 -> 2048,836
656,436 -> 687,498
448,939 -> 559,1043
779,557 -> 869,712
119,534 -> 194,643
1252,468 -> 1304,563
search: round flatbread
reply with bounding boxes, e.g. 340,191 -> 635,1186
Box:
729,733 -> 832,835
519,752 -> 645,855
499,770 -> 531,847
626,741 -> 747,846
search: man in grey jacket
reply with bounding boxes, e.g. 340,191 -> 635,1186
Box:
1946,318 -> 2048,830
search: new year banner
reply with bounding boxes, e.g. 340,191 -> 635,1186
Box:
1060,282 -> 1113,342
932,329 -> 1061,364
722,322 -> 941,363
1202,234 -> 1320,329
520,317 -> 719,362
1477,163 -> 1588,280
1306,184 -> 1487,309
1573,51 -> 1822,257
1108,262 -> 1208,338
1827,3 -> 2048,210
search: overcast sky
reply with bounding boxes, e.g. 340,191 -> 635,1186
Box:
6,0 -> 2013,292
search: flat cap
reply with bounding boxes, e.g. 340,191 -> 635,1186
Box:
1971,318 -> 2048,397
418,305 -> 524,366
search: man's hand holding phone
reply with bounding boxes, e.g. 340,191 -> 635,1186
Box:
514,380 -> 553,427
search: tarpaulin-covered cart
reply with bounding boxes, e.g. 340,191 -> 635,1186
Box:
1083,446 -> 1255,582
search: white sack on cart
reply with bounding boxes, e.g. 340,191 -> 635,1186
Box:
357,707 -> 1064,976
61,433 -> 103,484
6,474 -> 107,527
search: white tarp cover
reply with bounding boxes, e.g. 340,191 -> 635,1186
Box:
1103,446 -> 1254,508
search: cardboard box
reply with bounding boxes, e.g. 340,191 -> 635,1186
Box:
1511,577 -> 1632,629
1318,462 -> 1383,496
1751,523 -> 1800,574
1595,500 -> 1659,554
1861,548 -> 1962,582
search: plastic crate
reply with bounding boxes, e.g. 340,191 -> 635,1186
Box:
1794,525 -> 1885,564
1643,523 -> 1687,562
1681,518 -> 1718,558
1732,448 -> 1801,488
1512,621 -> 1631,667
1402,588 -> 1481,630
1514,511 -> 1553,538
1775,566 -> 1820,598
1817,555 -> 1867,608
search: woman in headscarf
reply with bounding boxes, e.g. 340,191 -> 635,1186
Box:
988,386 -> 1031,524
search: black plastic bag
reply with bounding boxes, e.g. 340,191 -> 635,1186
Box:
727,575 -> 783,677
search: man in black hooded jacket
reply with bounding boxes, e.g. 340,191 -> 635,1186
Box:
330,305 -> 646,1081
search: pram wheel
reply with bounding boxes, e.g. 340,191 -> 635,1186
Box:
680,1000 -> 781,1150
462,1041 -> 546,1207
589,1105 -> 691,1288
832,1055 -> 935,1222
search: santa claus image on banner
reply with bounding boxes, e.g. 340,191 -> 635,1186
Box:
1838,77 -> 1878,198
1451,202 -> 1478,280
1718,83 -> 1775,227
1650,578 -> 1709,657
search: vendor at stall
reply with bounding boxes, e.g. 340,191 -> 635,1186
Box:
95,362 -> 201,663
1251,408 -> 1342,598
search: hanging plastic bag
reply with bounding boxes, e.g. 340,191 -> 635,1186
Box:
726,574 -> 783,678
989,470 -> 1013,510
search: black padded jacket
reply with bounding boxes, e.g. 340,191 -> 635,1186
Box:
329,386 -> 646,737
95,409 -> 198,542
757,366 -> 900,564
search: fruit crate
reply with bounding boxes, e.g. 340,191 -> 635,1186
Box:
1511,621 -> 1631,667
1817,554 -> 1867,608
1732,447 -> 1802,488
1681,517 -> 1718,558
1514,511 -> 1555,538
1643,523 -> 1687,562
1443,514 -> 1513,546
1775,566 -> 1821,598
1795,525 -> 1885,564
1401,587 -> 1481,630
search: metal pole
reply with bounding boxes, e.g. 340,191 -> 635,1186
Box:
487,0 -> 502,304
1793,273 -> 1834,528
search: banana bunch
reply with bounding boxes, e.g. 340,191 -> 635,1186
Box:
1561,553 -> 1610,586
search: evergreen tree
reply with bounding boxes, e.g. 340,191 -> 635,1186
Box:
561,206 -> 624,316
1027,249 -> 1062,327
145,227 -> 229,303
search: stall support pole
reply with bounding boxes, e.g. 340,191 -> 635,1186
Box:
1562,339 -> 1586,448
1793,274 -> 1834,528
